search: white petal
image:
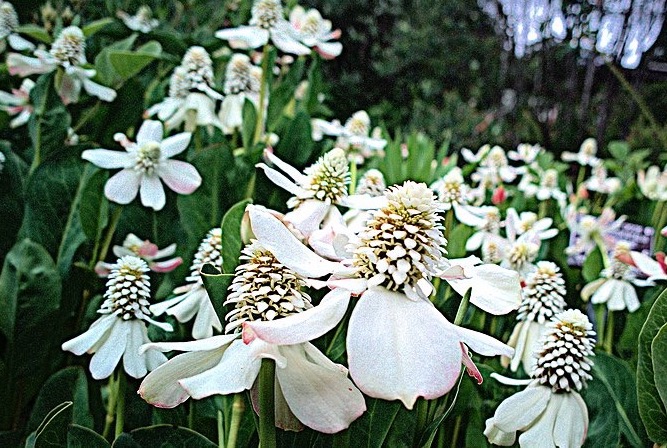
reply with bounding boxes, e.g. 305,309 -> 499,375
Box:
82,78 -> 117,102
191,296 -> 223,340
244,288 -> 350,345
81,149 -> 133,169
104,169 -> 141,204
448,263 -> 521,315
453,204 -> 487,227
455,325 -> 514,358
215,26 -> 268,49
89,319 -> 128,380
347,287 -> 462,409
158,160 -> 202,195
139,175 -> 166,210
136,120 -> 164,144
249,205 -> 340,278
149,293 -> 187,317
284,200 -> 331,237
338,194 -> 388,210
518,392 -> 561,447
491,385 -> 551,432
270,21 -> 311,55
623,283 -> 641,312
160,132 -> 192,158
591,279 -> 615,305
465,231 -> 485,251
263,150 -> 308,185
141,334 -> 239,354
553,392 -> 588,447
630,251 -> 665,278
276,343 -> 366,433
8,34 -> 35,51
7,53 -> 54,77
256,163 -> 306,197
61,314 -> 117,355
123,321 -> 149,379
315,41 -> 343,59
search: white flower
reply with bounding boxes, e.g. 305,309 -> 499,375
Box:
117,6 -> 159,33
61,256 -> 172,379
7,26 -> 116,104
561,137 -> 600,167
518,168 -> 566,203
145,47 -> 223,131
565,208 -> 625,257
485,309 -> 594,447
430,167 -> 488,226
81,120 -> 201,210
140,208 -> 364,434
150,228 -> 223,339
585,164 -> 621,194
485,222 -> 541,280
465,206 -> 502,251
637,165 -> 667,201
311,111 -> 387,163
0,78 -> 33,128
219,53 -> 262,134
95,233 -> 182,276
508,143 -> 543,164
506,208 -> 558,241
215,0 -> 311,56
0,1 -> 34,52
628,250 -> 667,282
288,6 -> 342,59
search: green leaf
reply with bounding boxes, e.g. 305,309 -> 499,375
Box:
405,132 -> 435,182
28,72 -> 71,167
346,399 -> 402,448
637,287 -> 667,444
0,144 -> 27,259
111,425 -> 217,448
447,224 -> 474,259
607,141 -> 630,160
27,367 -> 94,434
275,110 -> 314,166
108,41 -> 162,80
584,352 -> 646,448
651,323 -> 667,411
82,18 -> 114,37
241,98 -> 257,151
267,58 -> 305,128
0,239 -> 62,429
94,34 -> 138,85
16,24 -> 52,44
67,425 -> 110,448
25,401 -> 72,448
79,169 -> 109,242
221,199 -> 252,275
582,247 -> 603,282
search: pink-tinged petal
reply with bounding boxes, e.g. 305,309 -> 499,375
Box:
158,160 -> 202,195
249,205 -> 340,278
264,150 -> 309,185
284,199 -> 331,237
160,132 -> 192,158
270,21 -> 311,55
139,349 -> 226,408
256,163 -> 306,196
518,392 -> 561,447
7,53 -> 54,76
179,339 -> 279,398
315,42 -> 343,59
339,194 -> 387,210
460,343 -> 483,384
553,392 -> 588,447
81,149 -> 133,169
154,243 -> 177,258
630,251 -> 665,278
490,385 -> 551,433
104,169 -> 141,205
82,78 -> 117,102
215,26 -> 269,49
59,74 -> 82,105
243,288 -> 350,345
61,314 -> 117,355
89,319 -> 128,380
455,325 -> 514,358
347,286 -> 462,409
140,175 -> 166,210
448,263 -> 521,315
150,257 -> 183,273
136,120 -> 164,144
123,320 -> 149,379
276,343 -> 366,433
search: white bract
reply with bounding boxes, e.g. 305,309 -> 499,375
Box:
430,167 -> 488,227
96,233 -> 182,276
585,165 -> 621,195
219,53 -> 262,134
565,208 -> 625,257
117,6 -> 159,33
288,6 -> 342,59
0,78 -> 33,128
311,111 -> 387,163
561,137 -> 600,167
61,256 -> 172,379
637,165 -> 667,201
81,120 -> 201,210
7,26 -> 116,104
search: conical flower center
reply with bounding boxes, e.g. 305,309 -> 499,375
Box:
517,261 -> 566,324
356,169 -> 386,196
508,241 -> 538,270
100,255 -> 152,321
289,148 -> 349,207
135,142 -> 161,174
225,241 -> 311,334
250,0 -> 283,29
486,147 -> 508,168
532,309 -> 595,392
541,169 -> 558,189
353,181 -> 446,293
301,10 -> 323,36
224,54 -> 260,95
168,66 -> 189,98
483,240 -> 502,264
345,112 -> 370,136
182,46 -> 215,89
50,26 -> 86,66
187,228 -> 223,283
483,210 -> 501,232
439,180 -> 466,205
0,3 -> 18,37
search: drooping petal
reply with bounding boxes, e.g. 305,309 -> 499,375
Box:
270,21 -> 311,55
139,175 -> 166,210
243,288 -> 350,345
631,251 -> 667,279
460,343 -> 483,384
81,149 -> 133,169
8,34 -> 35,51
338,194 -> 388,210
455,324 -> 514,358
517,392 -> 561,447
553,392 -> 588,448
136,120 -> 164,144
581,278 -> 606,301
263,150 -> 308,185
256,163 -> 306,197
191,297 -> 223,340
276,343 -> 366,433
158,160 -> 202,195
491,385 -> 551,432
249,205 -> 340,278
61,314 -> 117,355
89,319 -> 128,380
284,199 -> 331,237
446,262 -> 521,315
82,78 -> 117,102
7,53 -> 54,76
104,169 -> 142,204
453,203 -> 487,227
215,26 -> 269,49
314,41 -> 343,59
160,132 -> 192,158
140,333 -> 238,354
347,287 -> 462,409
123,320 -> 149,379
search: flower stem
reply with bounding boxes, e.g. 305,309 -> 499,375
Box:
227,394 -> 244,448
595,305 -> 606,349
445,209 -> 454,243
253,44 -> 271,146
258,359 -> 276,448
102,375 -> 117,440
449,415 -> 462,448
217,410 -> 225,448
414,398 -> 431,447
114,371 -> 126,438
98,207 -> 123,263
604,310 -> 614,354
454,288 -> 472,326
349,160 -> 357,195
592,233 -> 610,269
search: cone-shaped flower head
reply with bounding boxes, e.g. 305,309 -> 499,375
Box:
250,0 -> 283,29
181,46 -> 217,93
102,256 -> 153,321
225,240 -> 312,334
224,53 -> 261,95
532,309 -> 595,392
0,2 -> 19,38
288,147 -> 350,208
352,181 -> 446,299
356,169 -> 386,196
50,26 -> 86,67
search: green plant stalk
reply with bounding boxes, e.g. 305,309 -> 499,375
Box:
189,401 -> 196,429
604,310 -> 614,354
444,209 -> 454,243
592,233 -> 610,269
258,359 -> 276,448
98,207 -> 123,263
449,415 -> 462,448
414,398 -> 430,448
654,201 -> 667,252
454,288 -> 472,326
102,375 -> 117,440
253,44 -> 271,145
606,62 -> 667,150
595,305 -> 606,349
217,410 -> 225,448
349,160 -> 357,195
538,198 -> 549,220
115,371 -> 126,438
227,394 -> 244,448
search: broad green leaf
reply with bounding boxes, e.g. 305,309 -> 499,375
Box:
405,132 -> 435,182
221,199 -> 252,275
27,367 -> 93,433
0,144 -> 26,259
275,110 -> 314,166
637,287 -> 667,444
241,98 -> 258,151
582,247 -> 603,282
94,34 -> 138,85
111,425 -> 217,448
651,323 -> 667,411
108,41 -> 162,80
16,24 -> 52,44
267,58 -> 306,128
79,169 -> 109,242
67,425 -> 110,448
28,72 -> 71,167
583,352 -> 645,448
607,141 -> 630,160
82,18 -> 114,36
346,399 -> 402,448
447,224 -> 474,259
0,239 -> 62,429
25,401 -> 72,448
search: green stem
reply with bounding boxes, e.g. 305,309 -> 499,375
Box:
595,305 -> 606,349
227,394 -> 244,448
538,198 -> 549,220
414,398 -> 429,448
606,62 -> 667,150
576,165 -> 586,189
604,310 -> 614,354
258,359 -> 276,448
654,201 -> 667,253
454,289 -> 471,326
445,209 -> 454,243
349,160 -> 357,195
253,44 -> 271,145
592,233 -> 610,269
188,401 -> 195,429
102,375 -> 117,440
217,410 -> 225,448
98,207 -> 123,263
114,371 -> 126,438
449,415 -> 462,448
